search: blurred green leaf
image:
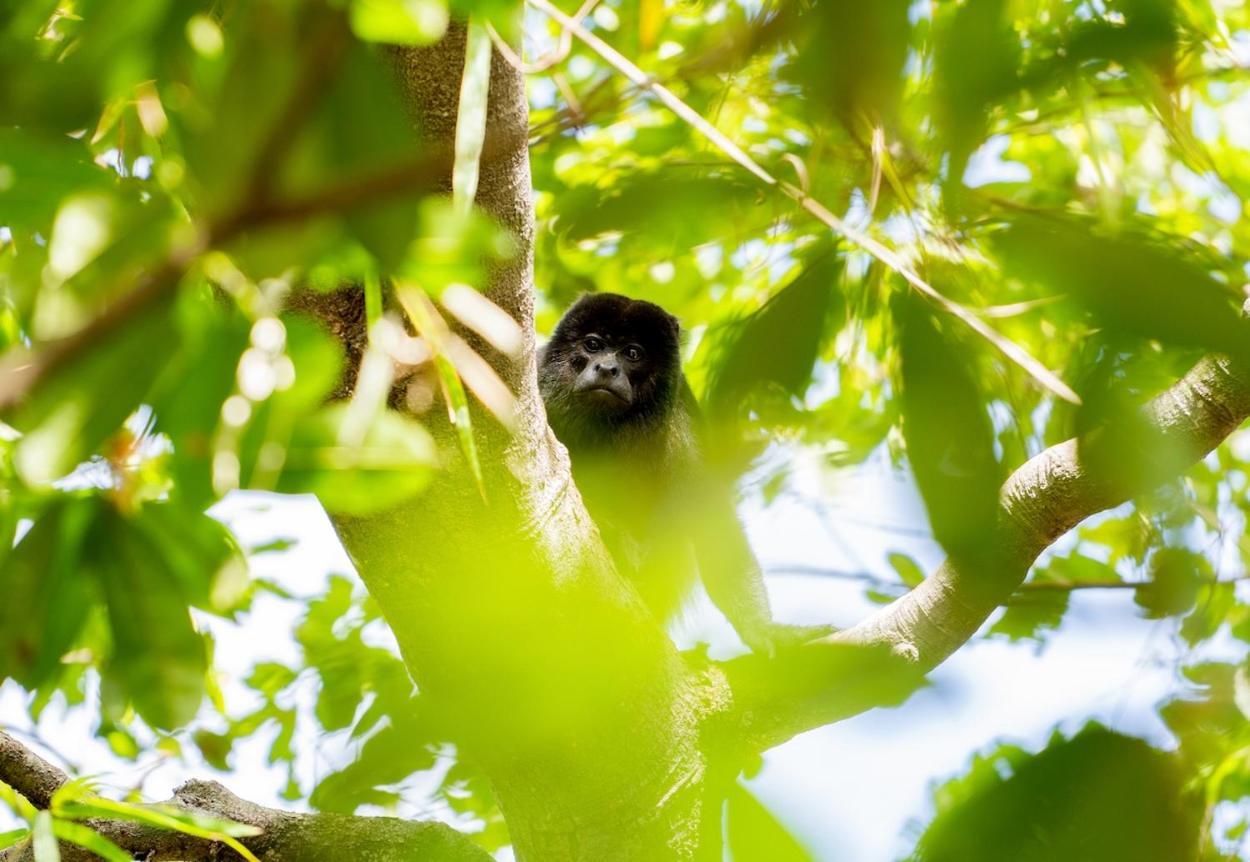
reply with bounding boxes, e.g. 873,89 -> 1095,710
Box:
0,128 -> 113,232
0,830 -> 29,852
88,503 -> 207,730
1136,547 -> 1206,619
887,552 -> 926,589
350,0 -> 448,46
1180,580 -> 1235,646
912,727 -> 1200,862
787,0 -> 910,128
31,812 -> 58,862
0,498 -> 97,687
11,303 -> 177,486
996,217 -> 1246,359
276,404 -> 436,516
896,296 -> 1001,565
991,590 -> 1069,642
726,783 -> 814,862
934,0 -> 1020,182
50,821 -> 129,862
310,719 -> 437,813
704,247 -> 843,427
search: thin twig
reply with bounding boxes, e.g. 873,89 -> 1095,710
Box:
486,0 -> 601,75
778,563 -> 1250,594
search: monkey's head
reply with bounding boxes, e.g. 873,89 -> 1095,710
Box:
540,293 -> 682,443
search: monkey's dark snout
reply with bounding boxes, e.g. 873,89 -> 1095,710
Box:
592,360 -> 620,378
573,356 -> 632,406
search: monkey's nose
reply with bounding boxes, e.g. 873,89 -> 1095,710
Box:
593,362 -> 620,378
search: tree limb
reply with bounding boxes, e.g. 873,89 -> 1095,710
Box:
725,350 -> 1250,750
0,731 -> 490,862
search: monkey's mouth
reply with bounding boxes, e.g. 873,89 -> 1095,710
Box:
578,384 -> 631,406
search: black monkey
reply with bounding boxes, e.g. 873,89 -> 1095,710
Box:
539,292 -> 828,653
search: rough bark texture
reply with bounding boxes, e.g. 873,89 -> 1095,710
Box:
0,732 -> 490,862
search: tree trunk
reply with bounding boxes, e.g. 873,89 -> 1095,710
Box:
326,24 -> 718,859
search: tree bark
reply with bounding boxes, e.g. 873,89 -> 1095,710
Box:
0,732 -> 490,861
324,24 -> 718,860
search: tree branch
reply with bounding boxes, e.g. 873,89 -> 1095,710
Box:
0,731 -> 490,862
724,351 -> 1250,750
0,731 -> 67,811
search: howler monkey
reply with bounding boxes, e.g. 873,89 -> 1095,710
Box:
539,292 -> 828,654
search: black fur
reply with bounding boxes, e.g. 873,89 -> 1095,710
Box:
539,293 -> 833,651
539,293 -> 685,451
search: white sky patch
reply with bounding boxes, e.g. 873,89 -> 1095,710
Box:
963,134 -> 1032,187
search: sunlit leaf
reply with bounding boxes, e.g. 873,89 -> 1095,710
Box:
726,783 -> 814,862
350,0 -> 448,46
51,820 -> 129,862
277,404 -> 437,516
453,18 -> 492,214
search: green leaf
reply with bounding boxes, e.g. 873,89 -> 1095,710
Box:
396,286 -> 483,493
0,128 -> 113,232
704,247 -> 843,428
51,820 -> 129,862
12,302 -> 178,486
887,552 -> 926,589
990,590 -> 1069,642
61,798 -> 262,840
310,719 -> 437,813
1180,581 -> 1235,646
0,498 -> 97,687
350,0 -> 448,45
0,829 -> 30,851
87,505 -> 207,730
276,404 -> 437,516
315,40 -> 425,270
0,778 -> 38,821
1136,547 -> 1205,619
131,504 -> 249,614
452,18 -> 492,215
788,0 -> 911,128
554,172 -> 760,252
934,0 -> 1021,181
193,730 -> 233,772
725,783 -> 814,862
912,728 -> 1199,862
996,216 -> 1247,359
896,295 -> 1002,566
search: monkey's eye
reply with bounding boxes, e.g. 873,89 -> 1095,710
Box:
583,336 -> 604,352
623,345 -> 644,362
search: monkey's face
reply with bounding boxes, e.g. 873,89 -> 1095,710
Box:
566,332 -> 642,411
540,293 -> 682,431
